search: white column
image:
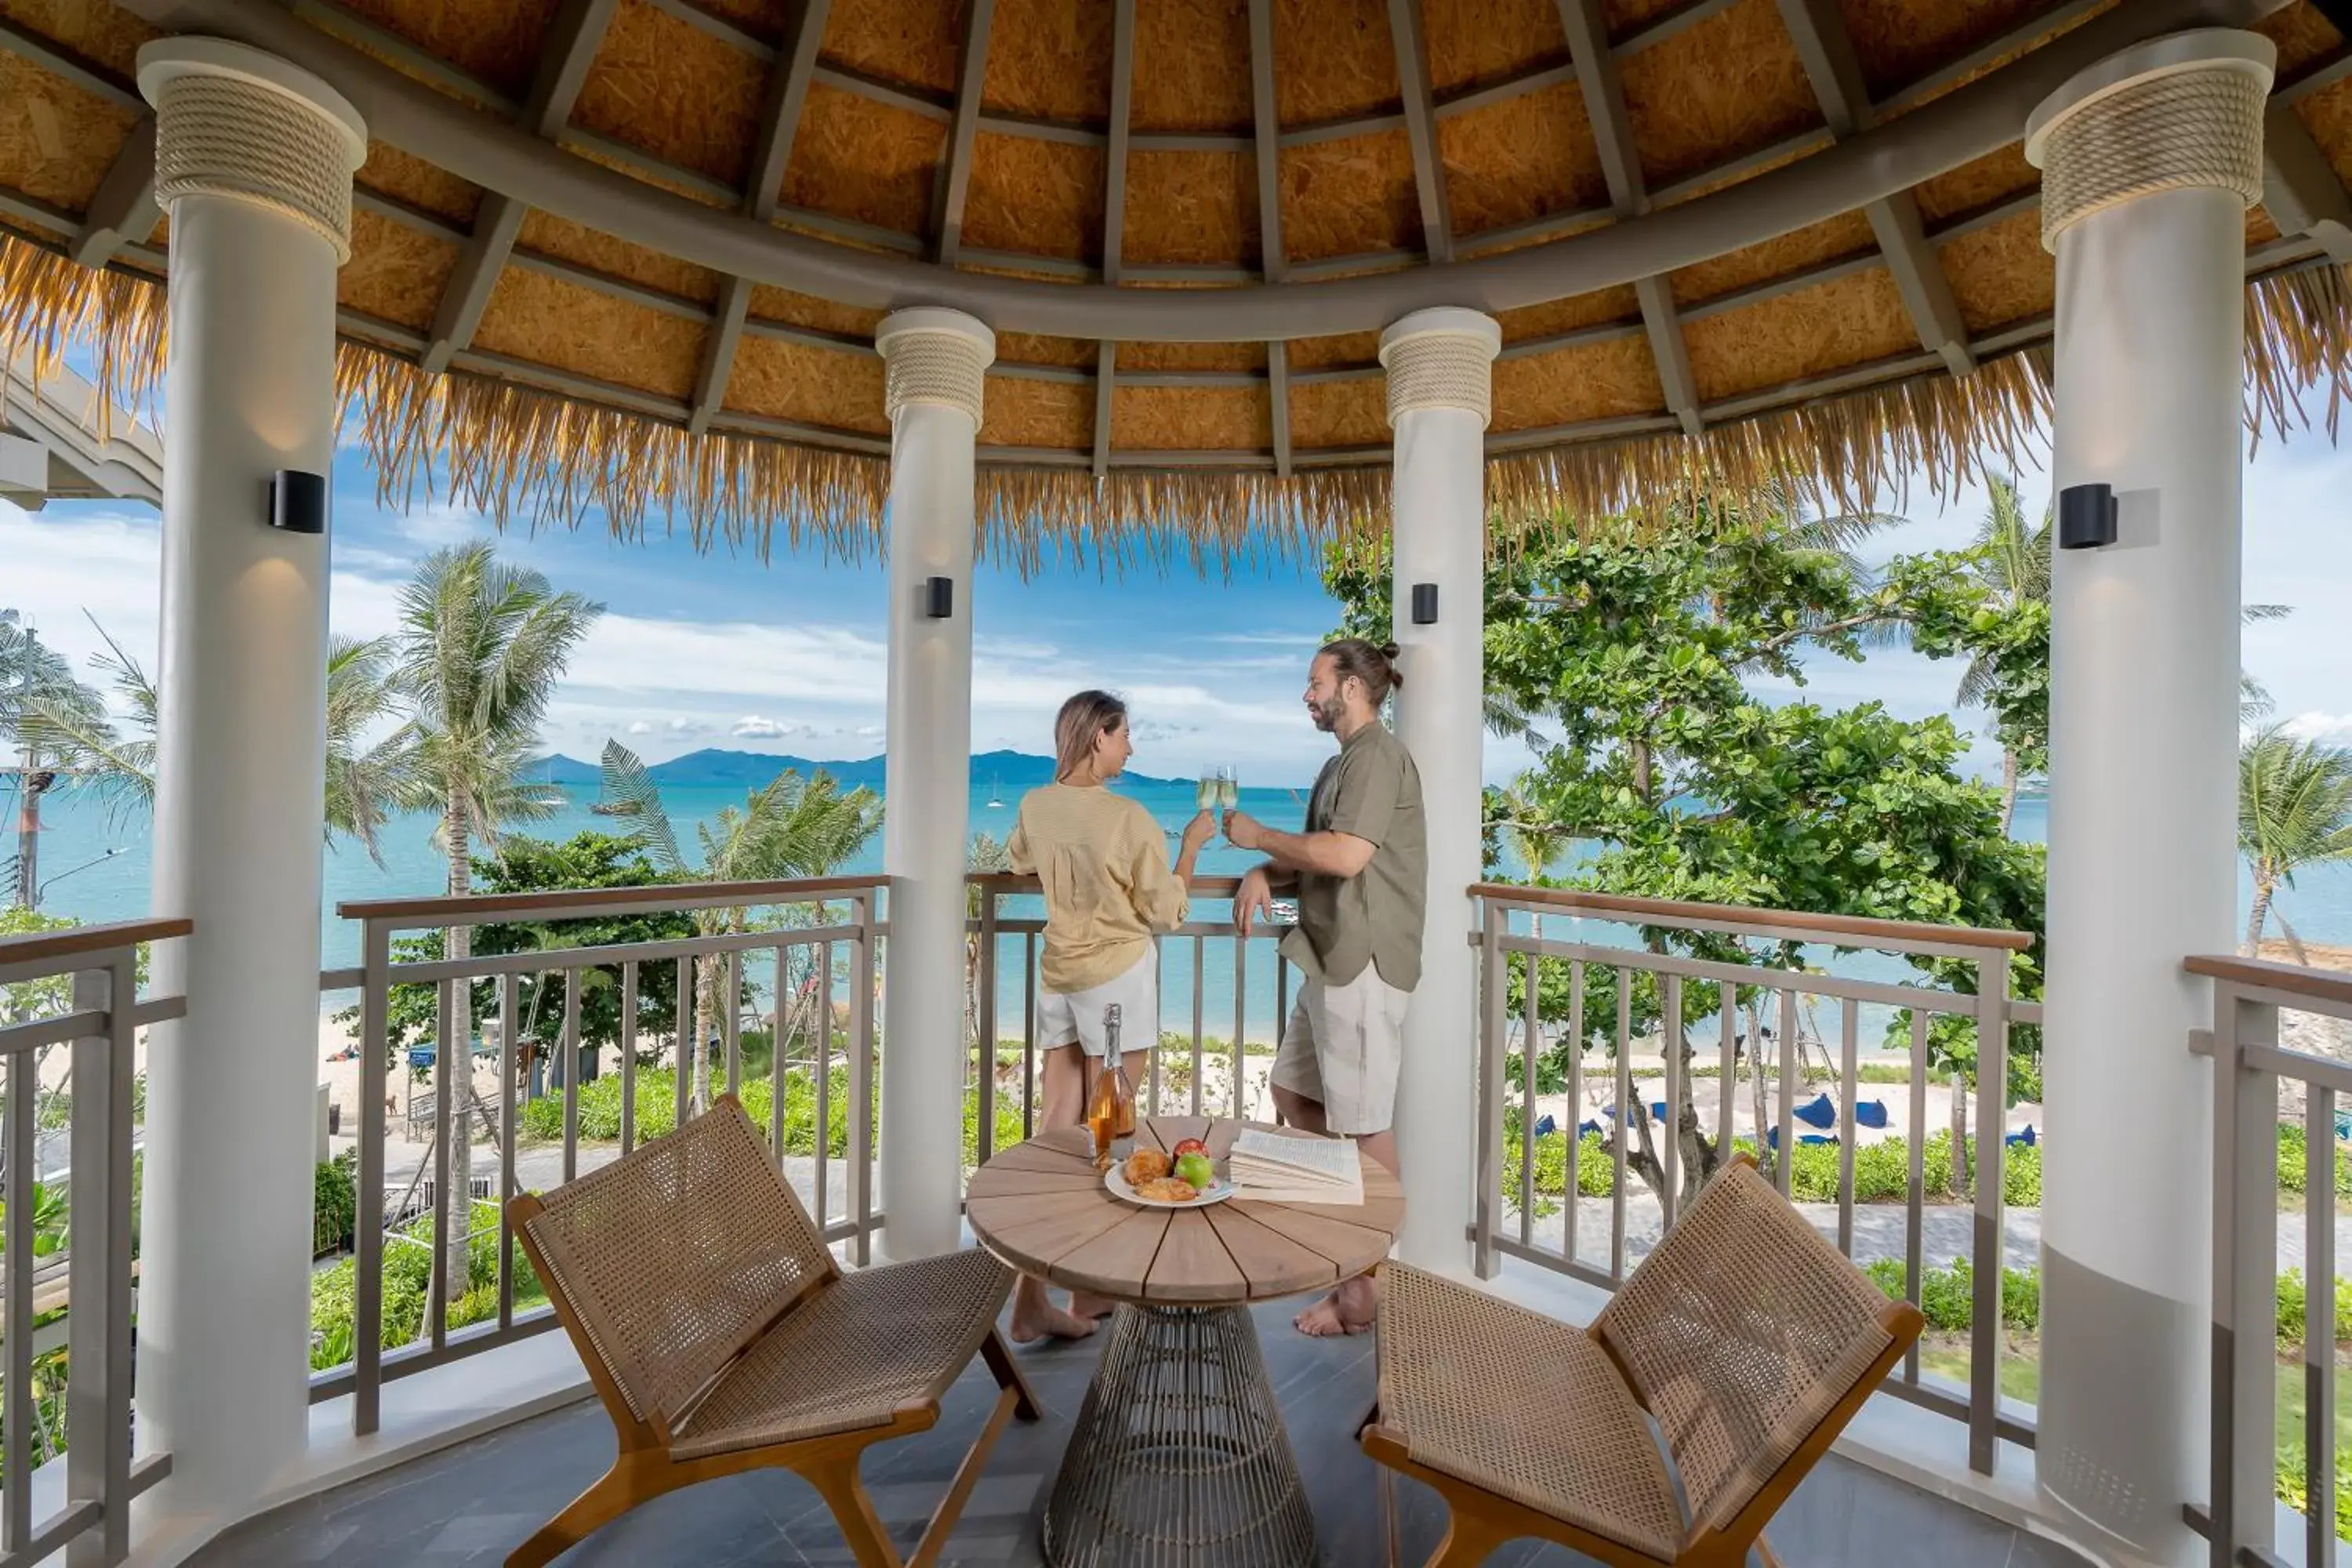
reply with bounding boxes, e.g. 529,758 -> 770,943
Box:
2026,31 -> 2273,1564
1379,307 -> 1500,1270
874,307 -> 993,1262
131,39 -> 364,1530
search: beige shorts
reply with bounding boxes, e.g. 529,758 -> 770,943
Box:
1269,965 -> 1410,1136
1037,949 -> 1158,1058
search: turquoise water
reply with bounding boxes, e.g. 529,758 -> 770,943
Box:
15,775 -> 2350,1049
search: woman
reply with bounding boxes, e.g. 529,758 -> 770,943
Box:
1004,690 -> 1215,1341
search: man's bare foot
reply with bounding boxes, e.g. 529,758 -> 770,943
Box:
1294,1276 -> 1377,1338
1008,1301 -> 1098,1344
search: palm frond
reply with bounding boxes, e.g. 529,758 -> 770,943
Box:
2243,603 -> 2293,622
598,739 -> 686,874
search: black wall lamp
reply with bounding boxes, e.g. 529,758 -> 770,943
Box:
2057,482 -> 2116,550
924,575 -> 954,619
270,470 -> 328,535
1410,583 -> 1439,625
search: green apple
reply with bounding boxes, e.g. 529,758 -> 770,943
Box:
1174,1152 -> 1214,1189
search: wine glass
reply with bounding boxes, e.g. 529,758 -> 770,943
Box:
1217,764 -> 1240,811
1195,770 -> 1219,812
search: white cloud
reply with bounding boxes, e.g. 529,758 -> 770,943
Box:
2283,711 -> 2352,746
625,720 -> 653,735
731,715 -> 811,740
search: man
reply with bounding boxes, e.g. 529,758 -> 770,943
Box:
1225,637 -> 1426,1337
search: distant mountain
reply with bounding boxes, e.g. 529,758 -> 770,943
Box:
527,749 -> 1186,793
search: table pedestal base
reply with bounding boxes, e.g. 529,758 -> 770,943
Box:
1041,1303 -> 1318,1567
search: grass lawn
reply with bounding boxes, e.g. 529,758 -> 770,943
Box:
1921,1336 -> 2352,1457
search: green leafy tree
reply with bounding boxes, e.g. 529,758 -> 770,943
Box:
1329,497 -> 2045,1203
395,543 -> 601,1302
2238,724 -> 2352,960
598,740 -> 880,1113
343,832 -> 694,1073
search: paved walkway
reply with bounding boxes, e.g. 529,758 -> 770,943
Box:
1506,1193 -> 2351,1276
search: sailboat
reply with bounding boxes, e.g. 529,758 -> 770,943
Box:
985,775 -> 1004,809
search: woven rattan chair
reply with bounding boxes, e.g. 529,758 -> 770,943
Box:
507,1094 -> 1035,1568
1361,1153 -> 1922,1568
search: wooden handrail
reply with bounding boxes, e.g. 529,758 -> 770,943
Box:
2185,953 -> 2352,1011
337,875 -> 887,922
0,916 -> 191,968
1471,884 -> 2035,953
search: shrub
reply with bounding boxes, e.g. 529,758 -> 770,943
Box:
1498,1123 -> 2042,1210
314,1149 -> 358,1256
1861,1255 -> 2038,1331
2276,1123 -> 2352,1200
308,1200 -> 546,1373
519,1065 -> 858,1153
2274,1268 -> 2352,1346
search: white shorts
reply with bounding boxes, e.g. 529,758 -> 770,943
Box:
1037,949 -> 1158,1058
1269,965 -> 1410,1136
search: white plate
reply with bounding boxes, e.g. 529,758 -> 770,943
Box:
1103,1163 -> 1235,1209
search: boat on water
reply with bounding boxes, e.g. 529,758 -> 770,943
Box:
985,775 -> 1004,808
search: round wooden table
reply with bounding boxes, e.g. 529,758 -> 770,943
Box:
966,1116 -> 1404,1568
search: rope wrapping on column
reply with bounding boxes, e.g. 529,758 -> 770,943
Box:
879,331 -> 989,425
151,72 -> 363,261
1382,332 -> 1497,428
2033,64 -> 2267,249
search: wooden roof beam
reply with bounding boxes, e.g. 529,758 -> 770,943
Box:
419,0 -> 615,375
690,0 -> 830,434
932,0 -> 999,263
1777,0 -> 1974,377
1558,0 -> 1702,435
2263,99 -> 2352,265
1094,0 -> 1136,477
69,118 -> 158,270
1387,0 -> 1454,265
1249,0 -> 1294,475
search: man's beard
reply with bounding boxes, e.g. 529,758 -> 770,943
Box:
1307,695 -> 1344,732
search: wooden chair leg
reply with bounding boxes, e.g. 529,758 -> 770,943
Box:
1420,1501 -> 1519,1568
978,1327 -> 1042,1421
909,1386 -> 1022,1568
1751,1528 -> 1785,1568
802,1452 -> 904,1568
504,1467 -> 641,1568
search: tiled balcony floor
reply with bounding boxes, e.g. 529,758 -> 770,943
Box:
194,1298 -> 2092,1568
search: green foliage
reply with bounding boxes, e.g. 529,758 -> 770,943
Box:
314,1149 -> 358,1256
334,831 -> 694,1061
519,1065 -> 859,1151
1328,501 -> 2048,1189
2274,1268 -> 2352,1347
1862,1255 -> 2039,1331
2275,1123 -> 2352,1200
308,1200 -> 547,1373
2240,722 -> 2352,952
1499,1125 -> 2042,1207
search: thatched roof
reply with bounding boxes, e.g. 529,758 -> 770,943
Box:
4,0 -> 2352,565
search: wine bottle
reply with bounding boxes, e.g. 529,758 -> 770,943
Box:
1089,1003 -> 1138,1165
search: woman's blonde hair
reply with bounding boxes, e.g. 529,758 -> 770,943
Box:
1054,690 -> 1128,781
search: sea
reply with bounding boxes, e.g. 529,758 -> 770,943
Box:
16,776 -> 2351,1054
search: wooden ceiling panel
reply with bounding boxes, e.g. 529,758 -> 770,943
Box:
1131,0 -> 1254,132
1439,82 -> 1608,238
1682,267 -> 1917,401
1272,0 -> 1400,124
724,332 -> 892,432
572,0 -> 765,189
471,267 -> 704,401
781,82 -> 948,237
1421,0 -> 1566,95
982,0 -> 1116,121
1618,0 -> 1819,191
822,0 -> 968,94
1668,210 -> 1875,307
1279,132 -> 1420,261
1122,151 -> 1257,267
962,133 -> 1106,262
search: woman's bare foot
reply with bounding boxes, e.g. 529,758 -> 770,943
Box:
1009,1301 -> 1098,1343
1009,1277 -> 1100,1343
1070,1291 -> 1118,1320
1293,1276 -> 1377,1338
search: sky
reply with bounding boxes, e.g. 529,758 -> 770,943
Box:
4,390 -> 2350,792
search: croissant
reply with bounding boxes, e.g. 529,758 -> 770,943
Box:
1137,1177 -> 1199,1203
1123,1149 -> 1171,1185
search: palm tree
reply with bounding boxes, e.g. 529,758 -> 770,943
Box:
396,543 -> 601,1304
2238,724 -> 2352,960
598,740 -> 881,1113
1951,477 -> 2050,832
17,619 -> 423,865
1,612 -> 103,908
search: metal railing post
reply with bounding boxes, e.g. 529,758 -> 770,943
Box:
1967,951 -> 2009,1475
5,988 -> 38,1550
354,919 -> 390,1436
975,891 -> 997,1165
2210,982 -> 2280,1565
849,892 -> 876,1265
1473,900 -> 1504,1279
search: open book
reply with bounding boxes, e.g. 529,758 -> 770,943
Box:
1229,1129 -> 1365,1205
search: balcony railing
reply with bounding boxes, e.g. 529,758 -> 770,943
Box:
2195,952 -> 2352,1568
0,916 -> 183,1567
1469,884 -> 2038,1477
319,878 -> 886,1436
965,873 -> 1294,1156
